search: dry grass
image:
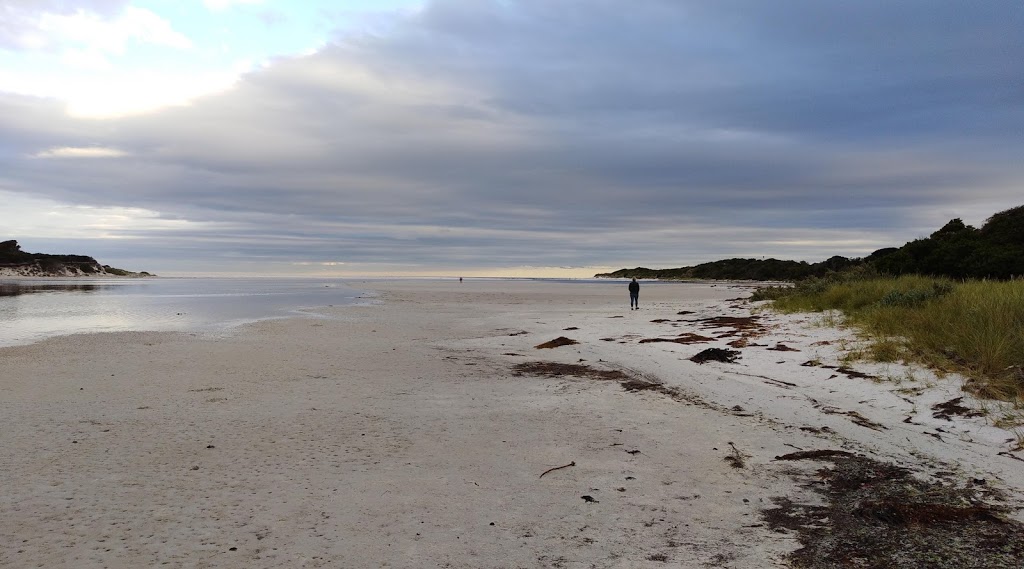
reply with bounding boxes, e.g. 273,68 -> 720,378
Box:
763,276 -> 1024,402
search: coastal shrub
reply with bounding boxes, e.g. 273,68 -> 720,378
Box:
878,281 -> 953,308
763,276 -> 1024,401
751,264 -> 882,304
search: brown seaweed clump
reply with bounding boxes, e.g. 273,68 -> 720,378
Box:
512,362 -> 685,401
535,337 -> 579,349
764,453 -> 1024,568
513,361 -> 628,381
689,348 -> 741,364
639,333 -> 714,345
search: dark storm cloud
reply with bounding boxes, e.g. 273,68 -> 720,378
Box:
2,0 -> 1023,274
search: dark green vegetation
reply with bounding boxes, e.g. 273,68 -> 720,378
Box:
767,452 -> 1024,569
0,240 -> 151,276
596,204 -> 1024,281
595,256 -> 854,281
871,205 -> 1024,279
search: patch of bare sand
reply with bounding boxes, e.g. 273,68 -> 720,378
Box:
3,279 -> 1022,568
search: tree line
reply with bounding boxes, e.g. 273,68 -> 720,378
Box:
595,204 -> 1024,281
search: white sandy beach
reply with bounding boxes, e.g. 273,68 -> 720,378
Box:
2,280 -> 1022,568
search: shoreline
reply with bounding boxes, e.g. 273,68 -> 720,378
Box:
2,279 -> 1021,567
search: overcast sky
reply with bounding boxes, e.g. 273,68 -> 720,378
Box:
1,1 -> 1022,277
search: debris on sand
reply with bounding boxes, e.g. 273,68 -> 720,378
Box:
766,343 -> 801,352
774,449 -> 854,461
931,397 -> 984,420
689,348 -> 741,364
801,360 -> 881,381
692,316 -> 767,337
724,442 -> 747,469
539,461 -> 576,479
807,400 -> 887,431
835,366 -> 877,381
535,337 -> 579,349
842,410 -> 886,431
639,333 -> 714,345
513,362 -> 626,381
513,362 -> 688,402
764,453 -> 1024,568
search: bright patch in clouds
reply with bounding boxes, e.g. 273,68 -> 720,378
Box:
35,146 -> 129,159
0,0 -> 426,118
35,6 -> 193,54
0,191 -> 205,240
203,0 -> 265,11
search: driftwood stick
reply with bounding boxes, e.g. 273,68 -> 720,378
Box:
539,461 -> 576,479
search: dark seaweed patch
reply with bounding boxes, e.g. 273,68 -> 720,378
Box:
764,453 -> 1024,568
689,348 -> 741,364
639,333 -> 714,345
535,337 -> 579,349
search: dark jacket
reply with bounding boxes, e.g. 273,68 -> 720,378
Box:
628,281 -> 639,294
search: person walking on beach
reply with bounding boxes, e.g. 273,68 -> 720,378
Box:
628,277 -> 640,310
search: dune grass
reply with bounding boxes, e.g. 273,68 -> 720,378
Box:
754,276 -> 1024,402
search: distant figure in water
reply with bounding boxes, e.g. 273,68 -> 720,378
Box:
628,277 -> 640,310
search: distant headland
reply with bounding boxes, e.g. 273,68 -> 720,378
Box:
0,240 -> 153,277
596,204 -> 1024,281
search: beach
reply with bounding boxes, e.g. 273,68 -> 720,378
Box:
2,279 -> 1022,568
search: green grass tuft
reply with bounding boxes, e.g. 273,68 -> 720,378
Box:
756,276 -> 1024,402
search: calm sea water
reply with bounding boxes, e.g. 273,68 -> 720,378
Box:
0,278 -> 369,347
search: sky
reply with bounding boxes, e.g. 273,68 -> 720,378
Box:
1,1 -> 1022,277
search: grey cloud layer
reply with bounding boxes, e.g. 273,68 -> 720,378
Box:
2,0 -> 1022,273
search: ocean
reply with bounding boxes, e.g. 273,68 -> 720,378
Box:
0,277 -> 369,348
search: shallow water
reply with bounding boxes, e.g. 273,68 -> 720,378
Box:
0,277 -> 367,347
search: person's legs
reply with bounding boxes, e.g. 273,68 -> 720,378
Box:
630,292 -> 638,309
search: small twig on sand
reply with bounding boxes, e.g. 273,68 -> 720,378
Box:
725,442 -> 746,469
998,451 -> 1024,463
539,461 -> 576,479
